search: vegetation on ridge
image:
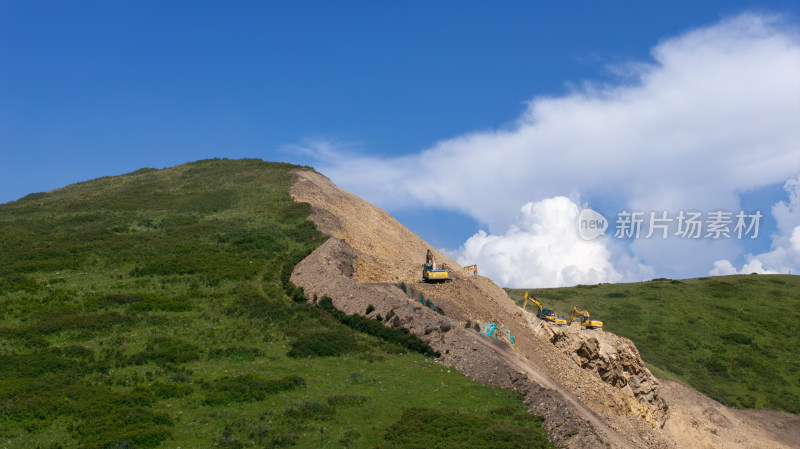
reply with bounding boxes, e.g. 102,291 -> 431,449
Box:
0,158 -> 552,448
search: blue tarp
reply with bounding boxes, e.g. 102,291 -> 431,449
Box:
480,322 -> 499,338
480,322 -> 514,344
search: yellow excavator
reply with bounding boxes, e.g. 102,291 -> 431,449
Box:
523,292 -> 567,325
462,265 -> 478,276
570,306 -> 603,329
422,249 -> 451,283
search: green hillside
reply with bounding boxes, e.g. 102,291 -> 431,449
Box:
0,159 -> 552,449
507,275 -> 800,414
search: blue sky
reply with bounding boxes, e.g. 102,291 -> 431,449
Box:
2,1 -> 799,286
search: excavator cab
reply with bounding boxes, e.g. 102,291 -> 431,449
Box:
423,249 -> 451,283
523,292 -> 567,325
570,306 -> 603,329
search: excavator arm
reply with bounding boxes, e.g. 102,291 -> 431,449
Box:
570,306 -> 603,329
523,292 -> 566,325
462,265 -> 478,275
523,292 -> 542,313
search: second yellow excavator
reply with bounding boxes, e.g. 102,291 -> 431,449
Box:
570,306 -> 603,329
523,292 -> 567,325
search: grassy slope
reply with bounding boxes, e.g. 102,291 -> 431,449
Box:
0,159 -> 552,449
507,275 -> 800,414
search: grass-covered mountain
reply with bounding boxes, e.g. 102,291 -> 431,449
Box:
507,275 -> 800,414
0,159 -> 552,449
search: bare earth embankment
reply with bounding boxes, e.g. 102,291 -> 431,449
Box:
289,169 -> 799,449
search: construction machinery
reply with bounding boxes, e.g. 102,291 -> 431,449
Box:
523,292 -> 567,325
462,265 -> 478,276
570,306 -> 603,329
422,249 -> 451,283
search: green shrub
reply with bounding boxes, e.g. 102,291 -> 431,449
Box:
74,406 -> 172,449
317,296 -> 440,358
152,382 -> 194,399
382,407 -> 552,449
52,345 -> 93,360
129,337 -> 202,366
225,288 -> 292,323
127,295 -> 192,312
0,352 -> 80,379
0,274 -> 40,293
283,401 -> 335,422
327,394 -> 367,406
208,346 -> 265,361
202,374 -> 305,405
287,328 -> 363,358
22,312 -> 132,337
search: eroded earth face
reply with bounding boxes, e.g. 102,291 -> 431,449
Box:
290,169 -> 800,449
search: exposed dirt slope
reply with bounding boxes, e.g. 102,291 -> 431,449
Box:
289,169 -> 798,449
659,379 -> 800,449
292,169 -> 459,283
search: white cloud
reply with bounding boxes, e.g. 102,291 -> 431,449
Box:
306,13 -> 800,286
452,197 -> 653,288
709,259 -> 738,276
712,175 -> 800,275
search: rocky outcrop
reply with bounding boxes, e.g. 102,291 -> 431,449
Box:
533,322 -> 667,428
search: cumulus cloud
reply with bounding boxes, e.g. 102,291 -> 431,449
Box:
711,175 -> 800,275
305,13 -> 800,286
452,197 -> 653,287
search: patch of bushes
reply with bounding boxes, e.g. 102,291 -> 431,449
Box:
283,401 -> 335,422
0,273 -> 40,293
202,374 -> 306,406
224,287 -> 292,323
327,394 -> 367,406
287,328 -> 363,358
89,292 -> 193,312
0,375 -> 171,447
208,346 -> 265,361
381,407 -> 552,449
11,312 -> 133,339
318,296 -> 440,358
128,337 -> 202,366
721,333 -> 753,346
151,382 -> 194,399
128,295 -> 192,312
285,282 -> 307,302
74,405 -> 172,449
0,350 -> 88,378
